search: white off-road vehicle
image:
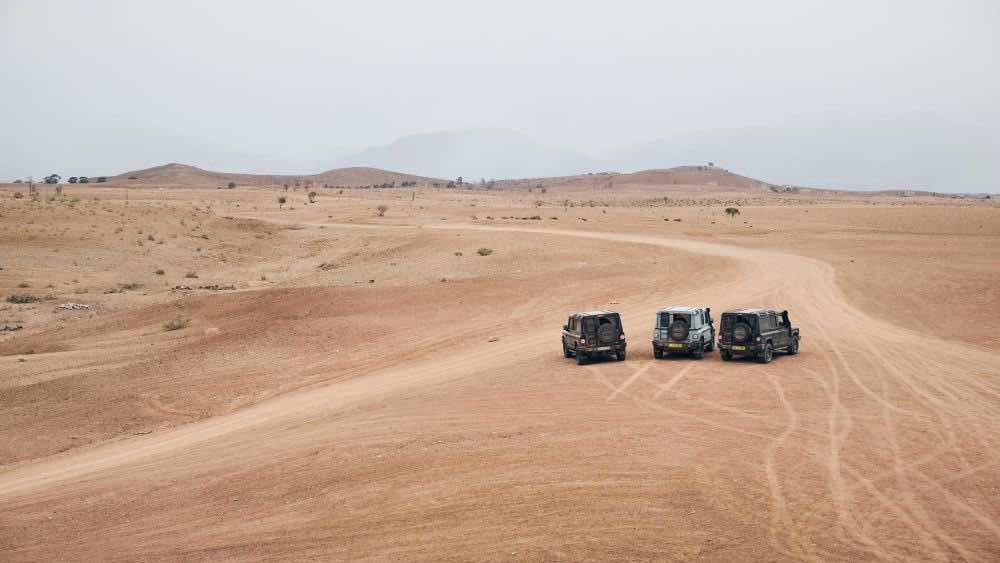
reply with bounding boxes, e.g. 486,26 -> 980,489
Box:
652,306 -> 714,359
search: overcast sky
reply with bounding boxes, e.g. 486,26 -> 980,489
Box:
2,0 -> 998,188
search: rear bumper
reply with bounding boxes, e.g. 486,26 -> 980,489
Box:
652,339 -> 698,352
719,342 -> 761,355
578,343 -> 626,354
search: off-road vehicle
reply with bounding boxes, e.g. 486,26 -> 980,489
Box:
562,310 -> 626,364
718,308 -> 800,363
652,306 -> 714,359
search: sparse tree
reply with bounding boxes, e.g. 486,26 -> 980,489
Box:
227,181 -> 236,189
725,207 -> 740,219
308,191 -> 317,203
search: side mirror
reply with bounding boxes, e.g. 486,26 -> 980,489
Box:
563,325 -> 569,331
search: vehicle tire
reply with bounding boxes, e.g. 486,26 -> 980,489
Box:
563,342 -> 572,358
576,352 -> 588,365
758,343 -> 773,363
733,322 -> 752,343
721,349 -> 732,361
787,338 -> 799,355
669,319 -> 689,341
616,349 -> 626,361
693,339 -> 704,359
705,338 -> 714,352
597,322 -> 616,345
653,347 -> 663,359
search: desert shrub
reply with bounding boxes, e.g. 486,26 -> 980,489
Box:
6,294 -> 40,304
147,234 -> 155,241
96,177 -> 107,183
154,268 -> 165,275
376,204 -> 388,217
119,282 -> 142,290
162,318 -> 189,331
454,251 -> 463,256
13,192 -> 24,199
17,282 -> 29,288
278,196 -> 287,209
185,271 -> 199,278
477,247 -> 493,256
227,181 -> 236,189
528,215 -> 541,220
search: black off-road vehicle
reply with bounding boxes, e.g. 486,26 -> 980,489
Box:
562,310 -> 626,364
718,309 -> 800,363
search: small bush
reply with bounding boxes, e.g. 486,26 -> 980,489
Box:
154,268 -> 165,275
13,192 -> 24,199
119,282 -> 142,290
227,181 -> 236,189
477,247 -> 493,256
376,204 -> 388,217
6,294 -> 40,304
185,271 -> 199,279
17,282 -> 30,288
162,318 -> 189,331
454,251 -> 463,256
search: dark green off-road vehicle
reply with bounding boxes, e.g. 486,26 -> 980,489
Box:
562,310 -> 626,364
718,309 -> 800,363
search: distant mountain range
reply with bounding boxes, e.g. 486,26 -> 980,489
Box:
115,163 -> 439,187
25,113 -> 996,192
328,115 -> 997,191
336,129 -> 594,181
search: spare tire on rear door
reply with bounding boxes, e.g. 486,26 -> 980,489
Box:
733,322 -> 751,343
597,318 -> 617,344
669,319 -> 689,341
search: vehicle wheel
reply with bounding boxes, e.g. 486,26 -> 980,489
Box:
705,338 -> 714,352
721,350 -> 732,361
758,343 -> 773,364
576,352 -> 588,365
669,319 -> 689,341
693,339 -> 704,359
733,322 -> 752,344
787,338 -> 799,355
616,349 -> 626,361
653,347 -> 663,359
563,342 -> 572,358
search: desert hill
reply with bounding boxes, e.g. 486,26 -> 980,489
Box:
113,163 -> 443,187
496,165 -> 782,194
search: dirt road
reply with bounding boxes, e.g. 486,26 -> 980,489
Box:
2,221 -> 998,561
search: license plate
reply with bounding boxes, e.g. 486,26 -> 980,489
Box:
667,343 -> 684,348
594,346 -> 610,351
732,345 -> 746,351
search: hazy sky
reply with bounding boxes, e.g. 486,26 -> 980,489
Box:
2,0 -> 998,186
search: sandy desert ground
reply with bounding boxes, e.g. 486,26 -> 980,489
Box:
1,168 -> 998,561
